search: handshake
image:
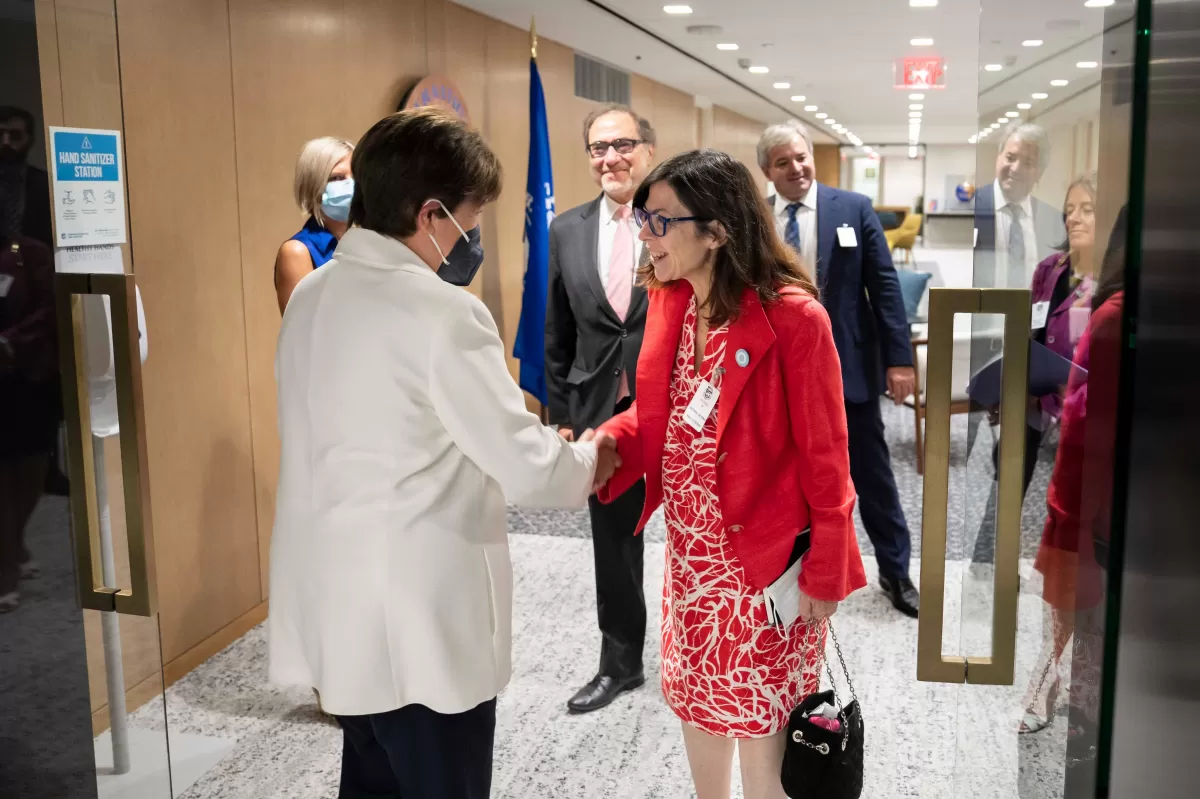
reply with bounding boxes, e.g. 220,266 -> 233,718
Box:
558,427 -> 622,493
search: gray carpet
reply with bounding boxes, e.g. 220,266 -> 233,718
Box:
119,401 -> 1072,798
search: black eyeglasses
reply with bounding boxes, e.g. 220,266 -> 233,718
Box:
587,138 -> 646,158
633,207 -> 702,237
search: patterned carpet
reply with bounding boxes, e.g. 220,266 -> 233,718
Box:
120,400 -> 1070,798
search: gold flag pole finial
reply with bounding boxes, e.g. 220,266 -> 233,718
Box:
531,17 -> 538,60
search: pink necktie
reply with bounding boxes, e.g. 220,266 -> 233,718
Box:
607,206 -> 634,401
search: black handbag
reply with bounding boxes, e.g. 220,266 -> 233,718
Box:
781,621 -> 864,799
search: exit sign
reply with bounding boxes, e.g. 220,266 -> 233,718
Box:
895,57 -> 946,89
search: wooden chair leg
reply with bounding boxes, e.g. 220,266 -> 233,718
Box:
914,403 -> 925,475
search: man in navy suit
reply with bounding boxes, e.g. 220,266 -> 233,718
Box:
758,121 -> 920,617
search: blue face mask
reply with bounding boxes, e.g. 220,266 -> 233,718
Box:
320,178 -> 355,223
427,199 -> 485,287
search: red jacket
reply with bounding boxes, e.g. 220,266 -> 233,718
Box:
597,282 -> 867,603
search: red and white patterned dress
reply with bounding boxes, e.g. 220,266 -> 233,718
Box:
660,296 -> 821,738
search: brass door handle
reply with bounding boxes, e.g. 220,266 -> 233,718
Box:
916,288 -> 1031,686
56,273 -> 157,617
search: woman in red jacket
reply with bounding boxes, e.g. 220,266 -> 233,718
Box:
595,149 -> 866,799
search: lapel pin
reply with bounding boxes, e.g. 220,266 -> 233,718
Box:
735,349 -> 750,368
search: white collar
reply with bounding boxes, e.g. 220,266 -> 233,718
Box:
775,182 -> 818,217
601,193 -> 633,223
994,179 -> 1034,219
333,227 -> 438,277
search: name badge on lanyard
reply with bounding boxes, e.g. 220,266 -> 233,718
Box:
684,379 -> 720,433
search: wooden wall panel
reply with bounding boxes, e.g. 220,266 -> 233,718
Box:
814,144 -> 840,188
713,105 -> 766,194
114,0 -> 262,662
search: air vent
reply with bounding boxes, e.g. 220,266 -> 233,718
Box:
574,53 -> 631,105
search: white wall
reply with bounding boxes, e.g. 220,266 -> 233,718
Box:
924,144 -> 977,211
1028,83 -> 1102,208
881,155 -> 924,209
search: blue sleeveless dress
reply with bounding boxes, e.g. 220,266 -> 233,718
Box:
289,216 -> 338,268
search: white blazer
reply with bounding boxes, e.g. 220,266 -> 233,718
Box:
269,228 -> 598,717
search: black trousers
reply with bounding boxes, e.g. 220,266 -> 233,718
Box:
972,423 -> 1045,563
844,399 -> 912,582
584,396 -> 647,680
335,699 -> 496,799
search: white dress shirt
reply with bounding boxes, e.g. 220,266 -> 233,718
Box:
270,228 -> 598,717
772,183 -> 819,272
597,193 -> 639,290
993,179 -> 1038,288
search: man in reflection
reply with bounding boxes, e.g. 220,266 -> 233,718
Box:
974,121 -> 1065,288
0,106 -> 52,249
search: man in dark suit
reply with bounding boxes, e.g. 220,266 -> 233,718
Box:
758,120 -> 920,617
973,121 -> 1065,291
0,107 -> 53,249
545,104 -> 656,712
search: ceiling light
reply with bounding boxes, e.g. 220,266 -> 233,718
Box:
804,105 -> 818,111
909,93 -> 926,100
984,64 -> 1003,72
1023,39 -> 1044,47
997,117 -> 1009,123
1085,0 -> 1114,7
969,136 -> 978,143
662,4 -> 693,13
815,112 -> 828,119
910,111 -> 923,118
717,43 -> 739,51
749,65 -> 769,74
909,104 -> 924,110
1017,102 -> 1032,109
910,0 -> 939,6
910,38 -> 934,46
1032,92 -> 1049,99
825,119 -> 836,125
1077,61 -> 1099,69
1051,79 -> 1069,86
1006,111 -> 1020,117
791,95 -> 807,102
774,82 -> 791,89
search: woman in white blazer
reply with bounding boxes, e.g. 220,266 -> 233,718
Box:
269,108 -> 617,799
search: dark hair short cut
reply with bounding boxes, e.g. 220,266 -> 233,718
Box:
582,104 -> 657,150
350,108 -> 502,237
0,106 -> 35,135
633,148 -> 817,327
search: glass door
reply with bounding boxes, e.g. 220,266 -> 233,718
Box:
918,0 -> 1142,797
1,2 -> 172,797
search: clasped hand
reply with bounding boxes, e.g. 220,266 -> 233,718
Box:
575,428 -> 621,493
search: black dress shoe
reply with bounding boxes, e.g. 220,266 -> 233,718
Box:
880,576 -> 920,618
567,673 -> 646,714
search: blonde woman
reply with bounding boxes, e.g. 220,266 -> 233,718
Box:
274,136 -> 354,312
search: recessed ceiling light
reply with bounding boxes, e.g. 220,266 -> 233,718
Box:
749,65 -> 769,74
717,43 -> 739,51
804,105 -> 818,111
909,104 -> 924,110
969,136 -> 978,143
1085,0 -> 1114,7
791,95 -> 807,102
1077,61 -> 1099,69
984,63 -> 1003,72
909,93 -> 926,100
774,82 -> 791,89
911,38 -> 934,46
1018,102 -> 1032,109
910,0 -> 938,6
1032,92 -> 1049,99
1050,79 -> 1069,86
909,111 -> 923,118
1023,39 -> 1044,47
824,119 -> 836,125
1007,111 -> 1021,117
662,4 -> 693,13
816,112 -> 828,119
997,117 -> 1009,123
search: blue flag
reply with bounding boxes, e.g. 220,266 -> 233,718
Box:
514,57 -> 555,406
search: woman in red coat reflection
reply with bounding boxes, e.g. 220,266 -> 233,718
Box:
593,149 -> 866,799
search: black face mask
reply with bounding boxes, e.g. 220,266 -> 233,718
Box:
438,224 -> 484,287
0,145 -> 29,165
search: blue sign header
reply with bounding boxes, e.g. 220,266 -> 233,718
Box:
53,131 -> 120,182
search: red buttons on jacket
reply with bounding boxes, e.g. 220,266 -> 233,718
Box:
728,525 -> 744,534
718,452 -> 728,464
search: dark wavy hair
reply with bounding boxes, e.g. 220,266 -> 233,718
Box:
632,148 -> 817,326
